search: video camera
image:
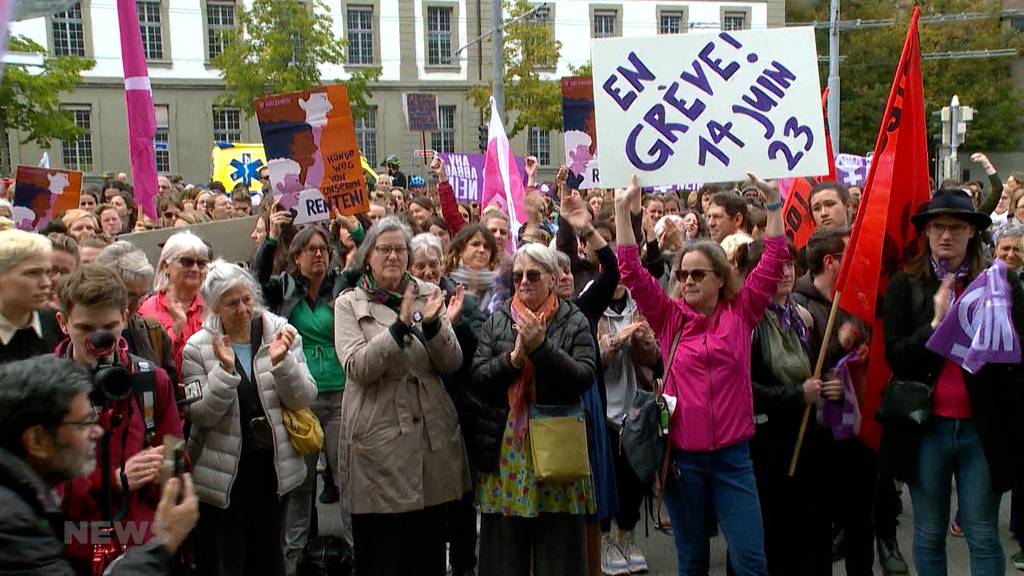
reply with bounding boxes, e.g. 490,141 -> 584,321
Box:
86,330 -> 134,407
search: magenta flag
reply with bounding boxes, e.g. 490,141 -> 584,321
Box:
480,97 -> 526,254
117,0 -> 158,219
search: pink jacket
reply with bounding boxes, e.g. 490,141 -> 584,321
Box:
617,235 -> 787,452
138,291 -> 204,378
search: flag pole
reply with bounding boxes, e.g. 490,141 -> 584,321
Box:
788,289 -> 843,477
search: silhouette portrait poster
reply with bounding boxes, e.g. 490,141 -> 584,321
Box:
12,165 -> 83,231
256,84 -> 368,223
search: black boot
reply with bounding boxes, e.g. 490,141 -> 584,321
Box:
877,537 -> 909,575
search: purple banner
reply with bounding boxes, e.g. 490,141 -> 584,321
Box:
835,153 -> 871,188
437,152 -> 526,203
926,260 -> 1021,374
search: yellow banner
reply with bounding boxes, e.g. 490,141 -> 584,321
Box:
211,144 -> 267,195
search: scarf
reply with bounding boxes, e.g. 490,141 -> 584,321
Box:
359,271 -> 411,310
930,257 -> 970,306
767,297 -> 809,350
508,291 -> 560,443
818,351 -> 862,440
449,266 -> 497,297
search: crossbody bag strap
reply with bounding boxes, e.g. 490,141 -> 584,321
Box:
654,323 -> 684,523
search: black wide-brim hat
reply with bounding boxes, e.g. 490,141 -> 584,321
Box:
910,188 -> 992,230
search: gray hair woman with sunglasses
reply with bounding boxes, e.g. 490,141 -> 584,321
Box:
252,222 -> 358,566
139,230 -> 212,376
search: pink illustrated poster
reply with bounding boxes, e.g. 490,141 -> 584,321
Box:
12,165 -> 83,231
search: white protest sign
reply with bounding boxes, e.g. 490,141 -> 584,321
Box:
592,27 -> 827,188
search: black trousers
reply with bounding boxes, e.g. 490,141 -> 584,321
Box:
478,512 -> 587,576
874,471 -> 901,541
448,490 -> 478,574
196,450 -> 285,576
600,426 -> 645,533
351,504 -> 448,576
832,438 -> 877,576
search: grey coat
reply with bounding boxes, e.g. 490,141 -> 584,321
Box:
182,311 -> 317,508
333,277 -> 470,515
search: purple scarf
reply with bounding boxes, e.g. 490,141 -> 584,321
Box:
818,352 -> 861,441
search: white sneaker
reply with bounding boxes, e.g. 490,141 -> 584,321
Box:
601,532 -> 630,576
619,530 -> 649,574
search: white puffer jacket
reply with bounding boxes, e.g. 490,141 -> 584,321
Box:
182,311 -> 318,508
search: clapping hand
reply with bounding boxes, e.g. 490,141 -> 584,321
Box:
516,307 -> 546,353
446,284 -> 466,324
211,332 -> 235,372
420,286 -> 445,324
269,328 -> 296,366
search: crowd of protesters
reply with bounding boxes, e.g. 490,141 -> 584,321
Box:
0,149 -> 1022,576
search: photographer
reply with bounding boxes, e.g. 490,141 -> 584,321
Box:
0,355 -> 197,575
53,264 -> 183,574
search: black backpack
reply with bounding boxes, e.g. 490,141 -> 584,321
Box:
298,535 -> 353,576
621,328 -> 682,485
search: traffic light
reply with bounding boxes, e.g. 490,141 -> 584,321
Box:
478,124 -> 488,152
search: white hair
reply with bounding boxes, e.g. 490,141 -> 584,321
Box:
95,240 -> 155,284
410,232 -> 443,262
514,242 -> 558,275
200,259 -> 263,320
153,231 -> 211,292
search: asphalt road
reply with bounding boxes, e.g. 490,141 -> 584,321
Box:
315,477 -> 1019,575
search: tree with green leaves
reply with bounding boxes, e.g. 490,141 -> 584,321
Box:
789,0 -> 1024,155
468,0 -> 562,137
0,36 -> 93,176
213,0 -> 380,119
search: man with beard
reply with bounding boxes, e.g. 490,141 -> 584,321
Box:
0,355 -> 197,574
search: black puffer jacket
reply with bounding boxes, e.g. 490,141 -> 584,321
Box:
882,268 -> 1024,493
468,298 -> 597,472
251,238 -> 356,319
0,447 -> 173,575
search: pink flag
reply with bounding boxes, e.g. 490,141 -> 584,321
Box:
480,97 -> 526,254
117,0 -> 158,219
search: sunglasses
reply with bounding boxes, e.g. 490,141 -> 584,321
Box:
512,270 -> 543,284
177,257 -> 209,270
675,268 -> 715,283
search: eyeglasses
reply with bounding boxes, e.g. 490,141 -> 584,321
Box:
303,245 -> 329,256
512,270 -> 543,284
163,211 -> 176,219
675,268 -> 715,283
375,245 -> 407,257
177,257 -> 209,270
60,409 -> 100,430
927,222 -> 971,238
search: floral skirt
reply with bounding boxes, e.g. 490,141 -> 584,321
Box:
476,416 -> 595,517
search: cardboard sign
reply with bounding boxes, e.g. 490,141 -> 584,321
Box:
835,153 -> 871,187
592,27 -> 827,188
12,165 -> 83,231
211,143 -> 267,196
256,84 -> 369,223
437,152 -> 527,203
403,93 -> 439,132
561,77 -> 600,190
119,216 -> 260,267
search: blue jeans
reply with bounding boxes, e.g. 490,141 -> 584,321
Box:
662,442 -> 768,576
909,417 -> 1004,576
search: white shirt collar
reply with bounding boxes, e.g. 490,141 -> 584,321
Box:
0,309 -> 43,346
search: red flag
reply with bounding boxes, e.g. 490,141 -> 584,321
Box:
782,89 -> 837,249
834,7 -> 930,449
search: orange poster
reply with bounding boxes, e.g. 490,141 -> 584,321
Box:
255,84 -> 368,222
12,165 -> 83,231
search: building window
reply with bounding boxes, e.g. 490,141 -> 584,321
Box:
346,5 -> 374,65
355,107 -> 377,167
61,106 -> 93,172
722,11 -> 747,31
52,2 -> 86,57
154,105 -> 170,173
213,107 -> 241,143
593,9 -> 616,38
427,6 -> 453,66
207,0 -> 235,60
529,127 -> 550,166
660,11 -> 684,34
137,0 -> 163,60
431,105 -> 456,154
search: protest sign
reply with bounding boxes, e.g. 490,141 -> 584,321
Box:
561,77 -> 600,189
592,27 -> 827,187
403,93 -> 439,132
835,153 -> 871,187
12,165 -> 83,231
437,152 -> 527,203
256,84 -> 368,224
120,216 -> 260,267
211,143 -> 267,196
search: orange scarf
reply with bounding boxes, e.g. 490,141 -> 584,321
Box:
508,291 -> 560,442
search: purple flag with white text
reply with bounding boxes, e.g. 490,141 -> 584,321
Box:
926,260 -> 1021,374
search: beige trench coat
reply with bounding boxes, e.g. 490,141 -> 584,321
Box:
334,278 -> 470,515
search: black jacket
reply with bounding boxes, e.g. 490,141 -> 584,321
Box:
468,298 -> 597,472
882,269 -> 1024,492
791,273 -> 866,374
252,238 -> 355,319
0,447 -> 173,575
